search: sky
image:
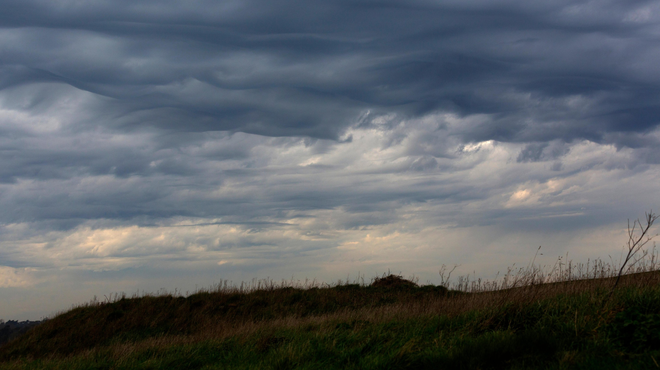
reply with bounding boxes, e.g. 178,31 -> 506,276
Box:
2,0 -> 660,320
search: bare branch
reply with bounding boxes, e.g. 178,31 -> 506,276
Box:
606,211 -> 659,302
438,264 -> 458,288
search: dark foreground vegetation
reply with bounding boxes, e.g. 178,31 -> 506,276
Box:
2,271 -> 660,370
1,213 -> 659,369
0,321 -> 42,348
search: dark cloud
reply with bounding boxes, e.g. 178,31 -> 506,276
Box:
517,141 -> 570,163
0,0 -> 658,143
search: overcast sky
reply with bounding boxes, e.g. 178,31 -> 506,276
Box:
2,0 -> 660,320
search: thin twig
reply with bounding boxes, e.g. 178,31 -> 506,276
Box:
605,211 -> 658,304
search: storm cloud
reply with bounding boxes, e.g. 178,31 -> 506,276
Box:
2,0 -> 660,141
1,0 -> 660,320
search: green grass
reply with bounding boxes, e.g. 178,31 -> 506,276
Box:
2,271 -> 660,369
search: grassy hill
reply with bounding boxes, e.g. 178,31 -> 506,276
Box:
1,267 -> 660,370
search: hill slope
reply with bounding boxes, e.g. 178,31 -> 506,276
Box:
1,273 -> 660,369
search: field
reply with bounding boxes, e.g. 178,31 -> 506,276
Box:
1,215 -> 659,369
